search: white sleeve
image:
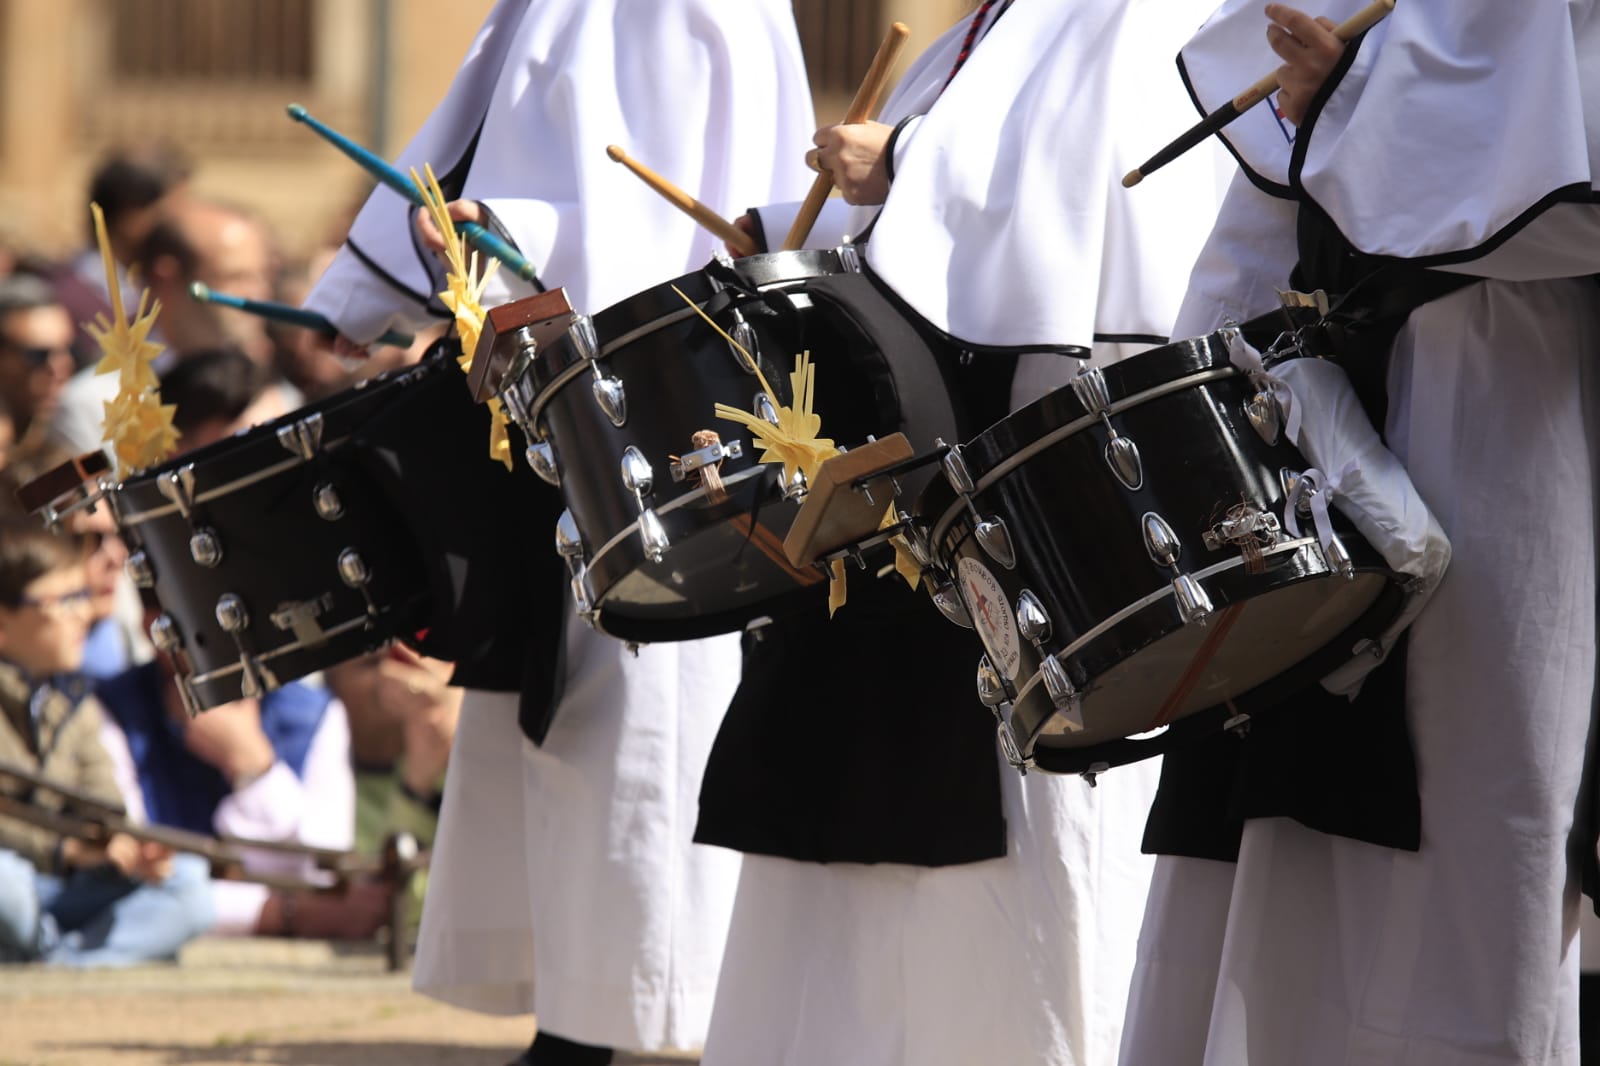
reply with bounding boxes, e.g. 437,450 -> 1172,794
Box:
750,198 -> 859,253
290,699 -> 355,852
211,699 -> 355,852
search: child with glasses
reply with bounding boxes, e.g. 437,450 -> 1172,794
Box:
0,517 -> 213,966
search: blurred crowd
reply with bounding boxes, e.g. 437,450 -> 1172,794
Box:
0,144 -> 459,967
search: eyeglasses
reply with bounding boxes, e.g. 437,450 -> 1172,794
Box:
14,587 -> 94,619
0,340 -> 71,368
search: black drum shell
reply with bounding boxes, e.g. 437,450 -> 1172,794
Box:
526,250 -> 960,641
915,335 -> 1405,771
113,364 -> 444,709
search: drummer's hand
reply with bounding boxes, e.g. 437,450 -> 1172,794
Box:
726,214 -> 763,259
811,122 -> 893,206
414,200 -> 485,256
306,331 -> 371,364
1265,4 -> 1343,126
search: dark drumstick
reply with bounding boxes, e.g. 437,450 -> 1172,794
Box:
1122,0 -> 1395,188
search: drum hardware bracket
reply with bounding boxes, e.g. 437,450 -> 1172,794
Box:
1243,386 -> 1282,446
1142,511 -> 1215,625
312,483 -> 345,521
1080,761 -> 1111,787
939,443 -> 1017,569
781,467 -> 808,502
214,594 -> 278,700
591,372 -> 628,428
126,549 -> 155,589
337,548 -> 380,618
554,510 -> 599,623
1223,711 -> 1252,737
836,243 -> 863,274
620,447 -> 670,563
1203,507 -> 1281,573
270,595 -> 336,646
1071,368 -> 1146,489
276,413 -> 326,463
1039,655 -> 1086,731
1016,589 -> 1052,644
670,438 -> 743,481
189,527 -> 224,569
997,719 -> 1036,775
173,672 -> 203,719
524,440 -> 561,486
928,571 -> 974,629
727,310 -> 761,375
155,464 -> 199,521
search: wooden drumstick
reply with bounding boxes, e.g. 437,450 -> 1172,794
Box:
605,145 -> 757,257
1122,0 -> 1395,188
783,21 -> 912,251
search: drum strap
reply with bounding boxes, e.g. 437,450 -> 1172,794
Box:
1292,199 -> 1480,432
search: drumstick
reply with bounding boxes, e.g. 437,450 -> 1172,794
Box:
783,21 -> 912,251
606,145 -> 758,256
189,282 -> 415,350
1122,0 -> 1395,188
286,103 -> 540,283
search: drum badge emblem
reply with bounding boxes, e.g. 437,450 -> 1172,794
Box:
958,556 -> 1022,680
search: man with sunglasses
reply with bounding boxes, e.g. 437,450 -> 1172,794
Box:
0,276 -> 74,460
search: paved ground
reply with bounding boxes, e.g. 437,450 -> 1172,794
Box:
0,939 -> 696,1066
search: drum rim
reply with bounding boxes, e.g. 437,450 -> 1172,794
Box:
516,248 -> 853,435
186,613 -> 378,689
924,364 -> 1239,548
112,360 -> 443,522
1007,536 -> 1370,710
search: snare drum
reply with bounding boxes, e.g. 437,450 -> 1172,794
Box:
111,360 -> 451,712
913,331 -> 1407,775
493,249 -> 961,642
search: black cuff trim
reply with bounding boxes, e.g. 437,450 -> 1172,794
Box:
884,113 -> 923,185
745,209 -> 770,254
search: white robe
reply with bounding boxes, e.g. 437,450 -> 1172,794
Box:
303,0 -> 814,1051
1121,4 -> 1600,1060
703,2 -> 1226,1061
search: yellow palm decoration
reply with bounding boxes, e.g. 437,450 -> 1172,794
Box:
413,164 -> 512,470
712,349 -> 838,488
86,202 -> 179,475
676,286 -> 921,614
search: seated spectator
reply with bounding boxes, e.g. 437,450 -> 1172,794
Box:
328,646 -> 457,850
0,518 -> 212,966
327,645 -> 458,934
0,445 -> 151,679
94,638 -> 384,939
49,199 -> 287,456
91,350 -> 384,940
157,347 -> 291,449
0,277 -> 75,460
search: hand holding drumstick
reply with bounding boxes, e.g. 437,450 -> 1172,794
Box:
1123,0 -> 1393,187
1265,4 -> 1348,125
